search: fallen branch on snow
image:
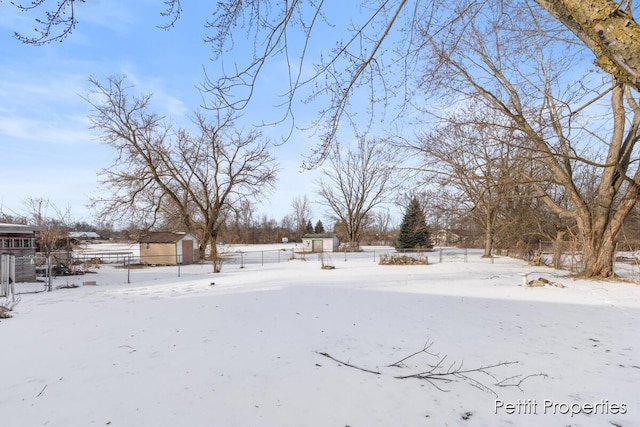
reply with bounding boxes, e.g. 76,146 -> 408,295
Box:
316,352 -> 381,375
316,339 -> 547,396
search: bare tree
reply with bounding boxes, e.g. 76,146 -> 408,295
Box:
11,2 -> 640,148
9,1 -> 640,90
369,209 -> 393,246
317,138 -> 398,246
407,106 -> 530,257
86,75 -> 278,272
415,2 -> 640,277
280,214 -> 295,240
226,199 -> 256,244
291,195 -> 312,241
0,207 -> 27,225
23,197 -> 72,258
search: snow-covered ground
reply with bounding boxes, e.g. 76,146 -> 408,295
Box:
1,245 -> 639,426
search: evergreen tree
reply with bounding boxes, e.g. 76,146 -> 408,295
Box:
314,220 -> 325,234
396,197 -> 431,250
305,219 -> 314,234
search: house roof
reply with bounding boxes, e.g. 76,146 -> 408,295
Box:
69,231 -> 102,239
302,233 -> 338,239
0,223 -> 41,235
139,232 -> 192,244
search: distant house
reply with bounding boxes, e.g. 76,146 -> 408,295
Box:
139,232 -> 199,265
0,223 -> 39,282
434,229 -> 460,246
69,231 -> 102,243
301,233 -> 340,253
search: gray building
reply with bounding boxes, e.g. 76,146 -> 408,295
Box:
0,223 -> 39,282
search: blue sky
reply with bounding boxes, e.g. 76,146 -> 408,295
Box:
0,2 -> 613,232
0,1 -> 331,225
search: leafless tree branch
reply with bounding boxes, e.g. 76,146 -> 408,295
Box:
317,340 -> 545,396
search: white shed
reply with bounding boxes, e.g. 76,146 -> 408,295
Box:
301,233 -> 340,253
139,232 -> 200,265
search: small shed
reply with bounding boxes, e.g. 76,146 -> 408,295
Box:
302,233 -> 340,253
139,232 -> 199,265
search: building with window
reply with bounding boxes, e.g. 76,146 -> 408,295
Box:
0,223 -> 39,281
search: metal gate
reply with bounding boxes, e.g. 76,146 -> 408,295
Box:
1,254 -> 15,297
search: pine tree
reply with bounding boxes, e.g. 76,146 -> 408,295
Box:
314,220 -> 325,234
305,219 -> 314,234
396,197 -> 431,250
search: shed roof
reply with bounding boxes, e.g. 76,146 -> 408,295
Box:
139,232 -> 191,244
302,233 -> 338,239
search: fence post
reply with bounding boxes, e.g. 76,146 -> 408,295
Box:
262,251 -> 264,266
127,255 -> 131,284
240,252 -> 244,269
464,248 -> 468,263
1,255 -> 7,297
47,255 -> 53,292
9,256 -> 14,296
0,255 -> 16,299
439,247 -> 443,263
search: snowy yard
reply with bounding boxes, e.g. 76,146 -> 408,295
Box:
1,245 -> 639,426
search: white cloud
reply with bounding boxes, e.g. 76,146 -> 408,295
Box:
0,116 -> 96,145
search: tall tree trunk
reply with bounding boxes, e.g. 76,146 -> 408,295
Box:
574,201 -> 627,278
209,236 -> 222,273
482,230 -> 493,258
581,232 -> 616,278
535,0 -> 640,90
483,220 -> 493,258
552,230 -> 566,269
480,207 -> 497,258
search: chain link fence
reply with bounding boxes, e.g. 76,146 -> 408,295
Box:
217,246 -> 505,268
63,247 -> 504,285
5,244 -> 639,290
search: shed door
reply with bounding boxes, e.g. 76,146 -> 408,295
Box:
312,239 -> 324,253
181,240 -> 194,264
